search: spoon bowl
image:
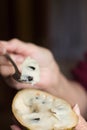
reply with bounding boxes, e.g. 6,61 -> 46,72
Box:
4,53 -> 39,85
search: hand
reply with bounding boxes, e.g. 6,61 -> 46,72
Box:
0,39 -> 59,93
1,39 -> 86,116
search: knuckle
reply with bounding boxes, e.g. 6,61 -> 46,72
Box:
9,38 -> 20,44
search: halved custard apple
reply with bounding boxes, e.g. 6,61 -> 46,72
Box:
12,89 -> 78,130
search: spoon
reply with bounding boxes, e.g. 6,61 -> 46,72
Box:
4,53 -> 22,82
4,53 -> 34,83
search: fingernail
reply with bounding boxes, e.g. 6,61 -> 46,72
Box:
74,104 -> 80,115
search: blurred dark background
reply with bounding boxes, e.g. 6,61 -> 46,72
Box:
0,0 -> 87,60
1,0 -> 87,129
0,0 -> 49,46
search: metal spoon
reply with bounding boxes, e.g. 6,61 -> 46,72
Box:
4,53 -> 22,82
4,53 -> 33,83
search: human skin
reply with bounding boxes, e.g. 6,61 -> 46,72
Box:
0,39 -> 87,116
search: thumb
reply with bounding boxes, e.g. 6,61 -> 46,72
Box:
0,45 -> 6,55
73,104 -> 87,130
10,125 -> 22,130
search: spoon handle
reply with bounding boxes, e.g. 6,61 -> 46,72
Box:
4,53 -> 20,74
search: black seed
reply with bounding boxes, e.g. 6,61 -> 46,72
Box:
42,101 -> 45,104
27,76 -> 33,81
33,118 -> 40,121
35,97 -> 39,99
28,66 -> 35,70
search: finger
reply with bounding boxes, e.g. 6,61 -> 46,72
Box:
4,39 -> 31,54
0,39 -> 25,54
0,65 -> 15,77
0,56 -> 10,65
0,63 -> 22,77
73,104 -> 87,130
0,54 -> 24,66
0,47 -> 6,55
0,42 -> 7,55
74,117 -> 87,130
10,125 -> 22,130
2,39 -> 38,56
0,55 -> 23,76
